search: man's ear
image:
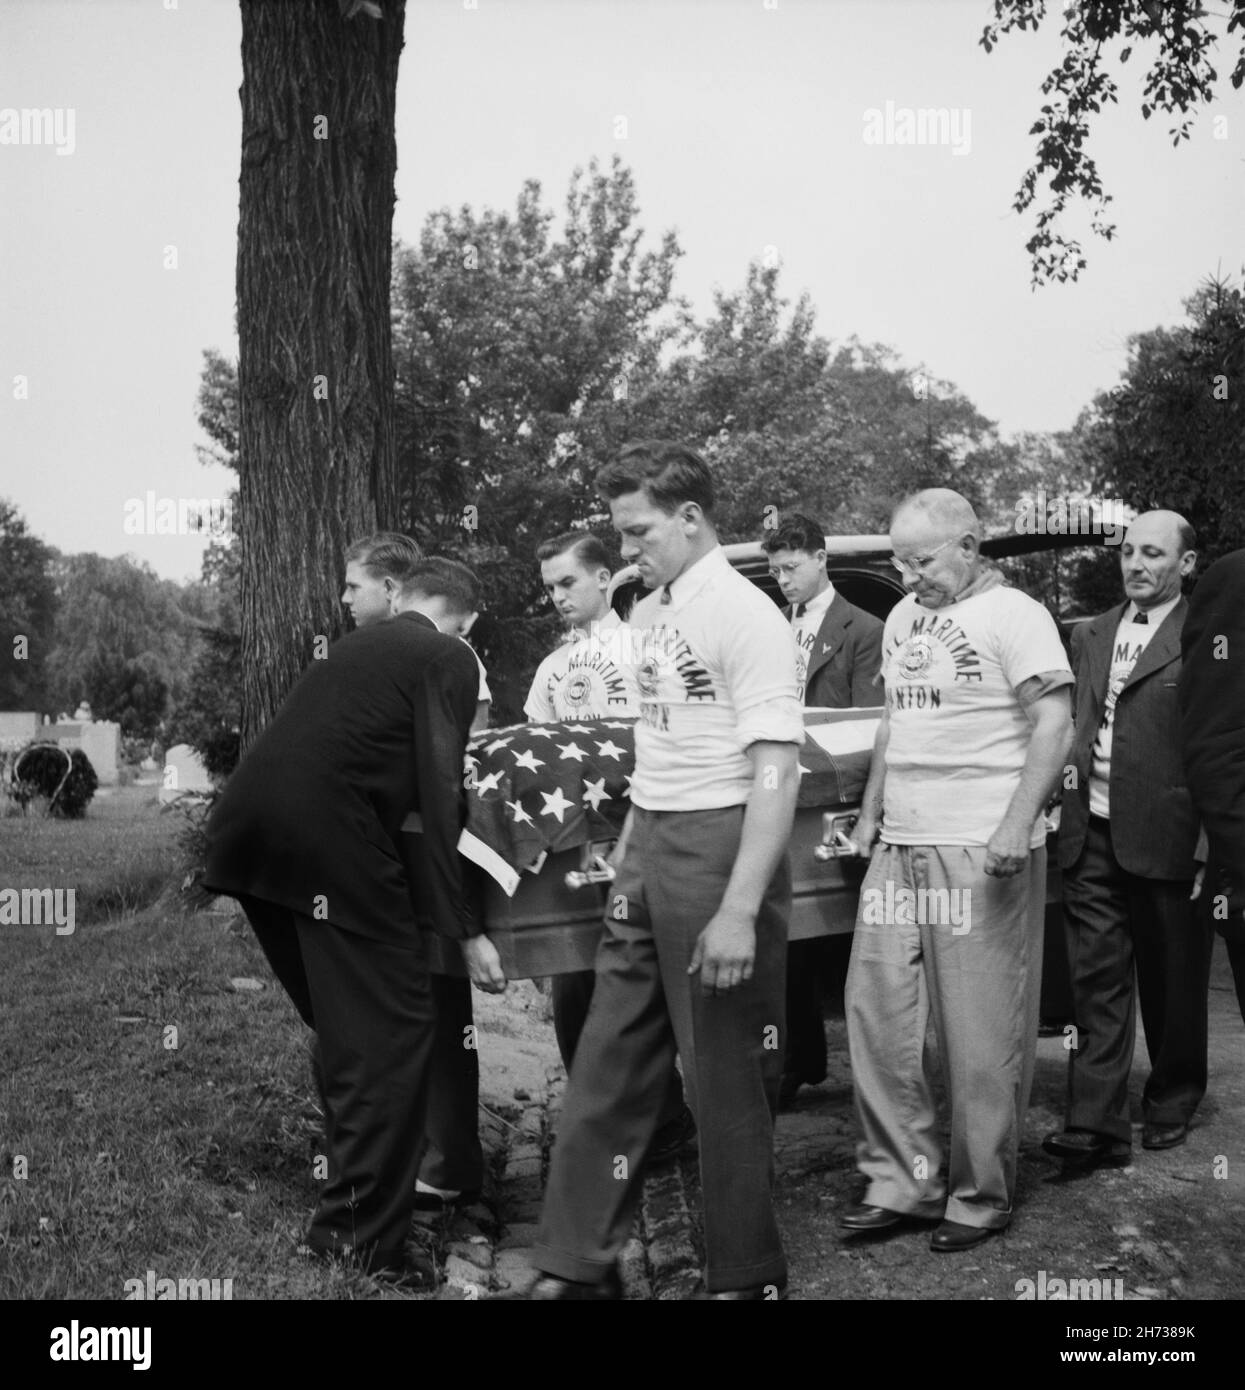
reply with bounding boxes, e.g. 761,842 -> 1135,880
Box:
595,568 -> 611,591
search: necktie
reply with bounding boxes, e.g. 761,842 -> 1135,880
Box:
1134,610 -> 1148,625
660,584 -> 672,605
794,603 -> 806,619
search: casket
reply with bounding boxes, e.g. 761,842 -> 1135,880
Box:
426,710 -> 881,977
423,709 -> 1066,980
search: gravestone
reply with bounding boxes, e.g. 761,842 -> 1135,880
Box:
159,743 -> 212,803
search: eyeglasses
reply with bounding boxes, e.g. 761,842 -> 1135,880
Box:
890,537 -> 957,576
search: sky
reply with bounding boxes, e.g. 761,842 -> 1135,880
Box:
1,0 -> 1241,581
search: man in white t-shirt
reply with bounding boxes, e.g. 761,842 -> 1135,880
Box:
841,489 -> 1073,1252
1044,511 -> 1210,1163
524,532 -> 692,1161
529,442 -> 804,1300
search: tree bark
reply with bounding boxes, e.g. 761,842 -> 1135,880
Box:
237,0 -> 404,746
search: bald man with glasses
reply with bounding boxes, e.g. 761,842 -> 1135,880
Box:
840,489 -> 1074,1252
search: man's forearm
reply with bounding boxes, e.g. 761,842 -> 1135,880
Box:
858,709 -> 890,824
1000,696 -> 1073,834
720,746 -> 800,917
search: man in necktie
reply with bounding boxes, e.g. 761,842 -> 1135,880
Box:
1044,510 -> 1213,1163
760,513 -> 884,1104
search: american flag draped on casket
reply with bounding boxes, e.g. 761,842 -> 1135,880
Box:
456,709 -> 881,896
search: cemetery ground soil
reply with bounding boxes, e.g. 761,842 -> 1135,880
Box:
1,784 -> 1241,1304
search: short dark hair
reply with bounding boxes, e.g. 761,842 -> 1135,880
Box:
760,513 -> 828,556
535,531 -> 613,571
344,531 -> 422,580
403,557 -> 480,614
595,440 -> 715,517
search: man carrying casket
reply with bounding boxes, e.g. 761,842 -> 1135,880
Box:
527,441 -> 804,1300
525,530 -> 693,1163
841,489 -> 1074,1252
203,534 -> 497,1285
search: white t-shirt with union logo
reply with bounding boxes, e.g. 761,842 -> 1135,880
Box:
524,610 -> 638,722
624,546 -> 804,812
880,586 -> 1071,848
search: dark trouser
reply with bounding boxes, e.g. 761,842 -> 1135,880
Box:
417,975 -> 484,1193
239,894 -> 436,1270
1062,817 -> 1214,1141
552,970 -> 687,1132
535,806 -> 789,1293
783,940 -> 829,1083
1223,916 -> 1245,1026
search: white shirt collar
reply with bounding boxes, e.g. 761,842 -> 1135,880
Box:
1126,595 -> 1179,628
794,580 -> 836,622
660,545 -> 729,611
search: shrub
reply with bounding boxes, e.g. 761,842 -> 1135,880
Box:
12,743 -> 98,818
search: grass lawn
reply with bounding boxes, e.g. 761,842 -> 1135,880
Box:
0,786 -> 427,1300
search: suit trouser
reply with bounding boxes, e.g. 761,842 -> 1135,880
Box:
238,894 -> 436,1268
534,805 -> 789,1292
552,970 -> 687,1133
783,939 -> 829,1083
1062,816 -> 1213,1139
846,843 -> 1045,1230
416,975 -> 484,1193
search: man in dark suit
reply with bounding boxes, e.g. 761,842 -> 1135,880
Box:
1044,511 -> 1213,1162
1179,547 -> 1245,1024
204,533 -> 496,1283
761,512 -> 884,1104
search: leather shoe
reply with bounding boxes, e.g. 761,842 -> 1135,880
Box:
527,1267 -> 623,1300
838,1202 -> 904,1233
1042,1128 -> 1114,1159
1142,1121 -> 1188,1150
930,1220 -> 1001,1253
687,1277 -> 788,1301
779,1070 -> 827,1108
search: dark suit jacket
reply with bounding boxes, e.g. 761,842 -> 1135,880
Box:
1058,598 -> 1198,879
1180,550 -> 1245,913
787,591 -> 884,709
203,611 -> 479,943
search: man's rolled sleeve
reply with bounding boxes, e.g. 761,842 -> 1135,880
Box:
721,604 -> 805,752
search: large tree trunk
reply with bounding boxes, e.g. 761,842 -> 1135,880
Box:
237,0 -> 404,746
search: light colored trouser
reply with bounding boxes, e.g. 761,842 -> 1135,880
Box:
845,842 -> 1046,1230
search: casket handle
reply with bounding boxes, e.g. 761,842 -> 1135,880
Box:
564,846 -> 617,889
814,811 -> 860,861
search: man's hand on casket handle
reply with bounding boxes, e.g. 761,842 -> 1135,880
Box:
462,934 -> 507,993
688,906 -> 756,996
848,815 -> 880,858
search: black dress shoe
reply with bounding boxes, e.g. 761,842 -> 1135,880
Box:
1042,1128 -> 1114,1159
687,1277 -> 789,1301
778,1070 -> 827,1109
646,1105 -> 698,1166
930,1220 -> 1002,1253
838,1202 -> 903,1233
527,1267 -> 623,1300
1142,1121 -> 1188,1150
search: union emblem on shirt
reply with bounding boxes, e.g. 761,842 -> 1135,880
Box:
896,635 -> 935,681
